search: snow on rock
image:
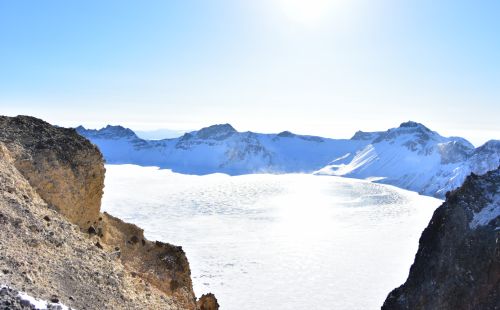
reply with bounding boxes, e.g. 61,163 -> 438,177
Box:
1,285 -> 71,310
468,173 -> 500,229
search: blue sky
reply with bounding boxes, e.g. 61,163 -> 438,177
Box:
0,0 -> 499,145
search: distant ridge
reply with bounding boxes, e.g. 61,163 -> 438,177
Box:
77,121 -> 500,198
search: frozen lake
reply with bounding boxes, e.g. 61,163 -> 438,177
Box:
102,164 -> 442,310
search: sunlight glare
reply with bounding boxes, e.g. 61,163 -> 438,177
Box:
277,0 -> 335,25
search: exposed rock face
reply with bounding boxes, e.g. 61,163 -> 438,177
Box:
100,212 -> 196,309
0,115 -> 212,309
0,116 -> 104,229
383,167 -> 500,310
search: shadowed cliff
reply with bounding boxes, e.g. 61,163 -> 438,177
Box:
383,167 -> 499,309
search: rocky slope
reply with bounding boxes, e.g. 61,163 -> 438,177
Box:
77,121 -> 499,198
0,116 -> 218,309
382,167 -> 500,309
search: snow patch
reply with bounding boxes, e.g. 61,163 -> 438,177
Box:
1,285 -> 72,310
469,194 -> 500,229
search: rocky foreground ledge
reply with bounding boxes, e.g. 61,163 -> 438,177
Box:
383,167 -> 499,309
0,116 -> 218,309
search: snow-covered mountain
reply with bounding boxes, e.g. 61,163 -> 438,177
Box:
316,121 -> 499,197
76,121 -> 499,198
76,124 -> 367,175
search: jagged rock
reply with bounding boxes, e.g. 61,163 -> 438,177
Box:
382,168 -> 500,310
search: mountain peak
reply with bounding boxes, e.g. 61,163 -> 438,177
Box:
102,125 -> 137,137
398,121 -> 430,131
371,121 -> 439,150
76,125 -> 137,139
195,124 -> 237,140
351,130 -> 379,141
277,131 -> 295,138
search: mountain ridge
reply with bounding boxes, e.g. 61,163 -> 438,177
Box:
76,121 -> 499,198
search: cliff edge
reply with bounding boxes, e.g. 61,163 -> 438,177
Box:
0,115 -> 218,309
383,167 -> 499,309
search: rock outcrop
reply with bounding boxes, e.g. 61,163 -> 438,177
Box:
0,116 -> 104,229
382,167 -> 500,310
0,115 -> 218,309
197,293 -> 219,310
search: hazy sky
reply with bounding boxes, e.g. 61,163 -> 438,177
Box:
1,0 -> 499,145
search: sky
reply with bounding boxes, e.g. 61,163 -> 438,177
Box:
0,0 -> 499,146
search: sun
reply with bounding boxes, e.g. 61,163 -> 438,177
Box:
277,0 -> 334,26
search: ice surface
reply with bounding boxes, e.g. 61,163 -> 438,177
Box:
102,164 -> 442,310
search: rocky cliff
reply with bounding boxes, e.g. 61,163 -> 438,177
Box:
0,115 -> 218,309
382,167 -> 499,309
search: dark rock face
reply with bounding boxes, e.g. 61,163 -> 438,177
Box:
383,168 -> 500,310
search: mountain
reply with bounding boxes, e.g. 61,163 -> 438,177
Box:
76,123 -> 368,175
316,121 -> 500,197
76,121 -> 499,198
382,167 -> 499,309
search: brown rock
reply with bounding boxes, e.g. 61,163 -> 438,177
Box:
197,293 -> 219,310
100,212 -> 196,309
